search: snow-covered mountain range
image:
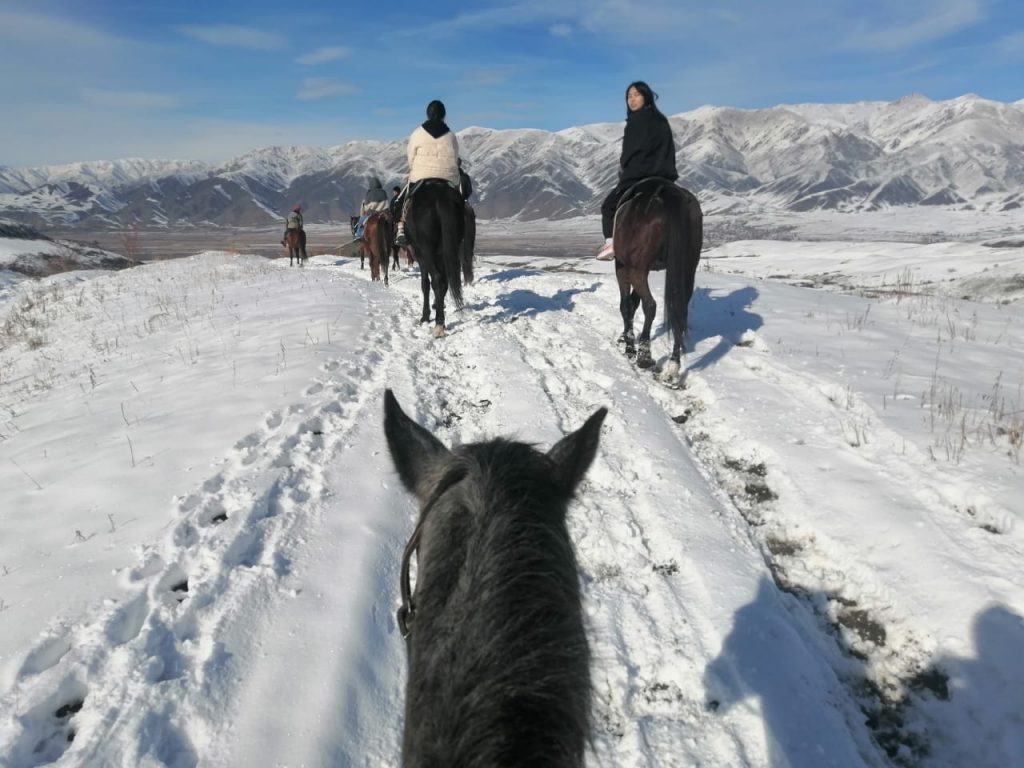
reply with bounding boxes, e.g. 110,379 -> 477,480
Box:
2,93 -> 1022,229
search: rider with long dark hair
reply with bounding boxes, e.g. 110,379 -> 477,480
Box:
596,81 -> 678,260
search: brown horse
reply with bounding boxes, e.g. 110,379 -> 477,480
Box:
613,178 -> 702,380
360,211 -> 392,286
284,229 -> 307,267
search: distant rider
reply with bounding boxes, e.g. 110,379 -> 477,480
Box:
283,204 -> 308,259
354,176 -> 389,239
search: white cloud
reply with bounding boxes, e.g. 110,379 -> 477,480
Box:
178,24 -> 283,51
297,46 -> 351,65
996,30 -> 1024,59
549,23 -> 573,38
0,10 -> 117,48
80,88 -> 181,109
297,78 -> 359,101
3,104 -> 361,166
840,0 -> 986,51
457,67 -> 520,88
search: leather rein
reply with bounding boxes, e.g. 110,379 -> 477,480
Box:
397,466 -> 468,641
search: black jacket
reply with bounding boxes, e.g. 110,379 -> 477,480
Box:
619,106 -> 678,184
459,169 -> 473,201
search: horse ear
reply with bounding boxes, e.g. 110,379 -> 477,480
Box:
384,389 -> 452,499
547,407 -> 607,493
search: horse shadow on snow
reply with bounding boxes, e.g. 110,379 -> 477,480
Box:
684,285 -> 764,371
475,283 -> 601,323
704,577 -> 1024,767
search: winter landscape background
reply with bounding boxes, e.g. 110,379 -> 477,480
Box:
1,92 -> 1023,767
2,94 -> 1023,232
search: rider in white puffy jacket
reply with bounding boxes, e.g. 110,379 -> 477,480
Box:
394,99 -> 460,246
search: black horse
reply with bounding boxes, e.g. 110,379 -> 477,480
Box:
384,389 -> 605,768
613,178 -> 703,379
406,180 -> 467,337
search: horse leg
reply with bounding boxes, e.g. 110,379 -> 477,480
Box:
635,275 -> 657,369
420,270 -> 431,323
616,265 -> 637,357
431,263 -> 447,337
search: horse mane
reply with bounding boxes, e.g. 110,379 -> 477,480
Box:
403,438 -> 591,767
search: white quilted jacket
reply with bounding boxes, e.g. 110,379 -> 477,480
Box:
407,125 -> 460,187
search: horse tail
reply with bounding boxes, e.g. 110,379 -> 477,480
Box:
662,187 -> 701,346
441,191 -> 465,309
460,204 -> 476,285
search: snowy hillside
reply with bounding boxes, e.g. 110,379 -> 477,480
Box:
0,228 -> 1021,766
1,94 -> 1022,229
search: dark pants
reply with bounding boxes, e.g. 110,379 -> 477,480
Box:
601,181 -> 632,239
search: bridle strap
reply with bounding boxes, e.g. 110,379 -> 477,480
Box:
397,465 -> 468,641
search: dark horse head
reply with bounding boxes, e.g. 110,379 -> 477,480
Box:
384,389 -> 606,767
613,179 -> 703,380
406,180 -> 467,337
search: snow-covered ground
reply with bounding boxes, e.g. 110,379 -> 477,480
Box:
0,229 -> 1022,767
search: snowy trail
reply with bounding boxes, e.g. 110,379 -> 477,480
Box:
1,248 -> 1021,767
316,261 -> 883,767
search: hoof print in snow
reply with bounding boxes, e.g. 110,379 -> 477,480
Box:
641,681 -> 684,706
157,564 -> 190,602
671,410 -> 691,424
652,560 -> 679,576
960,504 -> 1010,535
836,601 -> 888,654
765,536 -> 802,557
18,684 -> 88,764
743,480 -> 777,504
54,698 -> 84,720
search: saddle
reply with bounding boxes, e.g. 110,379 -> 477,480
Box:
617,176 -> 679,211
613,177 -> 688,272
403,178 -> 457,217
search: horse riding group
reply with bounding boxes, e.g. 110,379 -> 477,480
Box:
368,83 -> 704,767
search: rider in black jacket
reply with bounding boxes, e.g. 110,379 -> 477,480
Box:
597,81 -> 678,260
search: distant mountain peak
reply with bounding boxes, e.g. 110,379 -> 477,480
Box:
2,93 -> 1022,228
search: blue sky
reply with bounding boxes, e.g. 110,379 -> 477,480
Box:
1,0 -> 1022,168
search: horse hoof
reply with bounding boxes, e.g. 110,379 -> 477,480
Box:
665,360 -> 681,380
636,355 -> 654,369
432,325 -> 445,338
